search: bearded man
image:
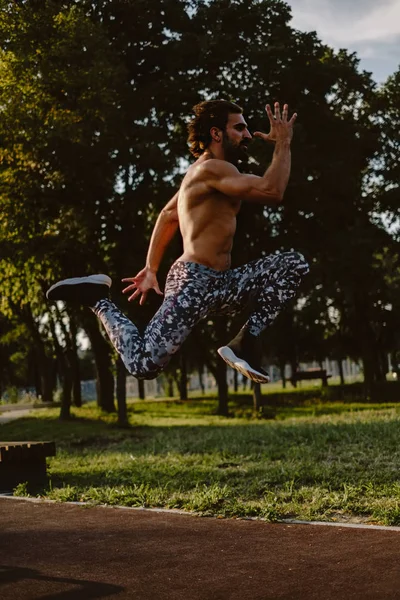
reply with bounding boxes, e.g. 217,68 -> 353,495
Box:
47,100 -> 309,382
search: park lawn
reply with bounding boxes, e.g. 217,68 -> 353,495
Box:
3,397 -> 400,525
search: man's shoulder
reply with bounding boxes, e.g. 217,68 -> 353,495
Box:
190,158 -> 239,179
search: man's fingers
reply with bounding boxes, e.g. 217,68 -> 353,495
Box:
139,292 -> 148,306
264,102 -> 297,128
265,104 -> 274,123
122,276 -> 141,285
128,290 -> 143,303
253,131 -> 272,142
127,289 -> 141,302
122,283 -> 137,294
122,283 -> 139,294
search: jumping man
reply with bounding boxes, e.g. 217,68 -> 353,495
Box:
47,100 -> 309,383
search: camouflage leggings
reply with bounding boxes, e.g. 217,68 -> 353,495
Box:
93,252 -> 309,379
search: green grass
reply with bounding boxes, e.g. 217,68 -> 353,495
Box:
3,396 -> 400,525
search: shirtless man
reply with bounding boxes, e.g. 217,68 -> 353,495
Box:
47,100 -> 309,383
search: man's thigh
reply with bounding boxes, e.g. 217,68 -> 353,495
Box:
144,263 -> 220,362
221,256 -> 278,312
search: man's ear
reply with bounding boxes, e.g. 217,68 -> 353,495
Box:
210,127 -> 222,142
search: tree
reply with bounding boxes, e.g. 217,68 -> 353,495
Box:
371,68 -> 400,230
1,0 -> 396,412
0,0 -> 127,413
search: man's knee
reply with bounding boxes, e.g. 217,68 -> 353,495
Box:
136,370 -> 160,381
131,366 -> 162,381
279,251 -> 310,278
128,360 -> 163,381
281,251 -> 309,274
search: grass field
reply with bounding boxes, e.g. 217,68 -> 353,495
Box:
2,394 -> 400,525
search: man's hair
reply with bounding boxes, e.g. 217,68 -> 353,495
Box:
187,99 -> 243,158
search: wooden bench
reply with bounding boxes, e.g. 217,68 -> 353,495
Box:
291,369 -> 332,387
0,441 -> 56,493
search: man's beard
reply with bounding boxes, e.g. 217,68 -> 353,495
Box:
222,136 -> 249,167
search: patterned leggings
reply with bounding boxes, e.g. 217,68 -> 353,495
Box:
93,252 -> 309,379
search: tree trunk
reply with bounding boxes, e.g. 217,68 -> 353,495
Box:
198,367 -> 205,395
57,351 -> 73,420
290,360 -> 297,388
34,347 -> 54,403
354,295 -> 378,399
83,313 -> 115,413
337,359 -> 345,385
70,319 -> 82,407
167,376 -> 174,397
95,350 -> 115,412
22,306 -> 54,403
362,351 -> 375,399
116,358 -> 129,427
179,353 -> 188,400
279,359 -> 287,389
59,365 -> 72,420
72,362 -> 82,407
48,312 -> 73,419
377,350 -> 388,382
138,378 -> 145,400
253,383 -> 262,414
31,353 -> 41,399
233,369 -> 238,393
215,360 -> 229,416
359,322 -> 378,399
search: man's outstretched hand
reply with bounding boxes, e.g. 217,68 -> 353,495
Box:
122,267 -> 163,305
253,102 -> 297,144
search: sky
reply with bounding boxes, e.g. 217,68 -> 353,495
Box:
287,0 -> 400,85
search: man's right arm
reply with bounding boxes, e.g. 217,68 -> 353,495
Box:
210,141 -> 291,204
144,191 -> 180,274
208,103 -> 296,204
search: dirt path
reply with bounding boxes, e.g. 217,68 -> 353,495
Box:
1,497 -> 400,599
0,409 -> 32,424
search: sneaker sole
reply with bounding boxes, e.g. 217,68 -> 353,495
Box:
46,274 -> 112,301
217,346 -> 270,384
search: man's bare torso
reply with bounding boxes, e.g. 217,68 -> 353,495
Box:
177,154 -> 241,271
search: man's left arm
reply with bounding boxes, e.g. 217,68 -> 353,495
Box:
122,192 -> 180,304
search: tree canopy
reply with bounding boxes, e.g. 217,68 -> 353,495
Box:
0,0 -> 399,414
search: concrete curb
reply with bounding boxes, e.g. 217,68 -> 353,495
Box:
1,493 -> 400,532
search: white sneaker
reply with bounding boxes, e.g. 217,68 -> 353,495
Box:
217,345 -> 270,384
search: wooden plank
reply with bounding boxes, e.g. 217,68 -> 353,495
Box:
293,370 -> 332,381
0,441 -> 56,462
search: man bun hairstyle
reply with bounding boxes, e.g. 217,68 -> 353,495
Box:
187,99 -> 243,158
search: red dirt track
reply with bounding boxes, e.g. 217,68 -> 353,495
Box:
1,497 -> 400,599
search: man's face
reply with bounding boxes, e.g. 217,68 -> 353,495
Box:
222,113 -> 252,166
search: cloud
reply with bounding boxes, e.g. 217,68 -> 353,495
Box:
287,0 -> 400,82
354,38 -> 400,81
289,0 -> 400,44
